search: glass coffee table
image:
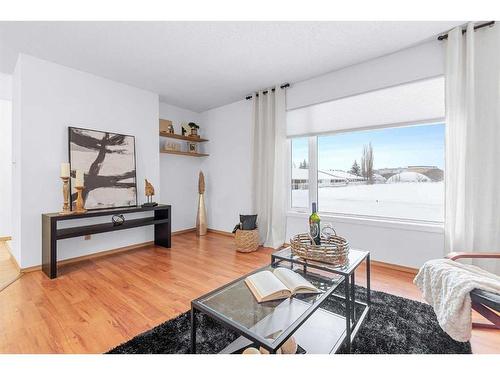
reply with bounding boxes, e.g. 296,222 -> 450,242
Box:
190,248 -> 370,354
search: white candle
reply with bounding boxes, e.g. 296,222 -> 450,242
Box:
75,170 -> 84,187
60,163 -> 70,178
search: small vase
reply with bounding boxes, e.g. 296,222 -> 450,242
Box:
196,193 -> 207,236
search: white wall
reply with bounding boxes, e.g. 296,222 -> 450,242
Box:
0,72 -> 12,101
11,64 -> 21,263
0,73 -> 12,238
286,215 -> 443,269
202,40 -> 446,268
201,100 -> 254,232
0,100 -> 12,238
12,54 -> 160,268
158,102 -> 202,231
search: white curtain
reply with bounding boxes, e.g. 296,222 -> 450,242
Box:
252,87 -> 287,249
445,23 -> 500,274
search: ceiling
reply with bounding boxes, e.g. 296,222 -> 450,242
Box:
0,21 -> 462,112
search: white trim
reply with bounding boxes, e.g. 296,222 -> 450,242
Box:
286,138 -> 292,210
287,118 -> 445,139
308,136 -> 318,208
286,211 -> 444,234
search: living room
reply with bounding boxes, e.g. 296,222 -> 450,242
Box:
0,1 -> 499,373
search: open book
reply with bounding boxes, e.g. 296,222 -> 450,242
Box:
245,268 -> 319,303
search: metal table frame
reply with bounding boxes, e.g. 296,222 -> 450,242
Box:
271,248 -> 371,353
190,249 -> 370,354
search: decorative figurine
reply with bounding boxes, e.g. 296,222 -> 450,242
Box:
159,119 -> 173,134
188,122 -> 200,138
142,179 -> 158,207
181,122 -> 201,138
187,142 -> 198,153
181,122 -> 190,136
112,214 -> 125,226
196,171 -> 207,236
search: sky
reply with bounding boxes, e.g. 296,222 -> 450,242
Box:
292,123 -> 445,171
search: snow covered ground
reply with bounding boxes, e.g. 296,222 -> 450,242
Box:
292,181 -> 444,222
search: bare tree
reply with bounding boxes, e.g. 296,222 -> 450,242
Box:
361,143 -> 374,184
361,154 -> 366,179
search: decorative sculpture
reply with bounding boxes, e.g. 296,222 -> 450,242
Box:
60,162 -> 71,215
181,122 -> 190,136
188,122 -> 200,137
73,169 -> 87,213
196,171 -> 207,236
112,214 -> 125,226
142,179 -> 158,207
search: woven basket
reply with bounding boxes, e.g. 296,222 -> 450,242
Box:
235,229 -> 260,253
290,233 -> 350,267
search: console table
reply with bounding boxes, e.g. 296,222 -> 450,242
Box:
42,204 -> 171,279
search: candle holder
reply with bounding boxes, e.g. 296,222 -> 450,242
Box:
59,176 -> 72,215
74,186 -> 87,214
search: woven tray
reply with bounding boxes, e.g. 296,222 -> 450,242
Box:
290,233 -> 350,267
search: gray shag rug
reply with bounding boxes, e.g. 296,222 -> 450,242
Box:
107,285 -> 472,354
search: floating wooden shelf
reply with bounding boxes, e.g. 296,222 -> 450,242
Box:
160,150 -> 209,157
159,132 -> 208,143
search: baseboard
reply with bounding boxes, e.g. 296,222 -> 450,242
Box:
19,265 -> 41,273
1,240 -> 20,272
0,236 -> 12,242
371,260 -> 418,275
172,227 -> 196,236
207,228 -> 234,237
282,243 -> 417,275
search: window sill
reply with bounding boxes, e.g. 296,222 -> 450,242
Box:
286,211 -> 444,234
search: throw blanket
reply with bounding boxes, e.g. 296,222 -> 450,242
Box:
414,259 -> 500,342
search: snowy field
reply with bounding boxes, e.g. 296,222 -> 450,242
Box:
292,182 -> 444,222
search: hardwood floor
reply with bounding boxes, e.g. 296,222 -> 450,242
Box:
0,232 -> 497,354
0,240 -> 20,291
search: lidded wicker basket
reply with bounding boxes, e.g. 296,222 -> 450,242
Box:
290,233 -> 350,267
235,229 -> 260,253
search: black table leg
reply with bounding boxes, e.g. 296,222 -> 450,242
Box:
191,306 -> 197,354
344,275 -> 351,353
366,254 -> 371,318
350,272 -> 356,322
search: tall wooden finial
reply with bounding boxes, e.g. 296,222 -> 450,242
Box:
196,171 -> 207,236
198,171 -> 205,194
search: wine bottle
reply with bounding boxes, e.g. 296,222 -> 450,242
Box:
309,202 -> 321,245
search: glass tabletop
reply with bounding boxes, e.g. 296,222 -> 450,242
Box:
272,247 -> 369,275
194,265 -> 343,349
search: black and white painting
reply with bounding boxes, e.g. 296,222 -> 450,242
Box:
69,127 -> 137,210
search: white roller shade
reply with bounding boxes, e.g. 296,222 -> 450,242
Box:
287,77 -> 445,137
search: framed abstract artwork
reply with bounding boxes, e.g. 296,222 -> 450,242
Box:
68,126 -> 138,210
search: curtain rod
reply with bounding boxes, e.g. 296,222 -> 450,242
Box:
245,83 -> 290,100
437,21 -> 495,41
